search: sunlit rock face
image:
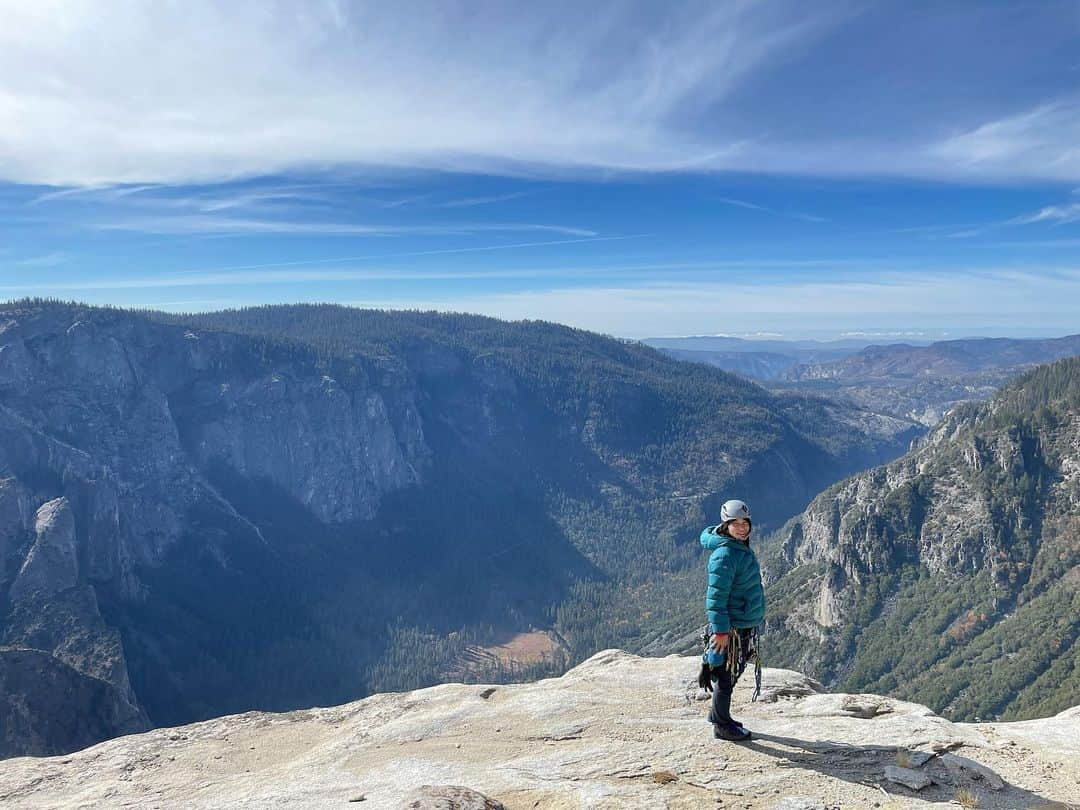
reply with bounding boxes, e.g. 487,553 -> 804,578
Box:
1,652 -> 1077,809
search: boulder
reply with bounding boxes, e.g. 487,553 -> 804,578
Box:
884,764 -> 932,790
941,752 -> 1006,790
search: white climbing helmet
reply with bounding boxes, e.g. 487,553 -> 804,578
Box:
720,499 -> 751,523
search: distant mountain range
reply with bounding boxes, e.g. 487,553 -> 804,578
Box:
646,333 -> 1080,380
643,335 -> 878,378
649,333 -> 1080,425
762,355 -> 1080,722
643,348 -> 806,381
0,300 -> 918,757
780,334 -> 1080,380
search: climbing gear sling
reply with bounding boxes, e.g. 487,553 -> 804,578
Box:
699,625 -> 763,702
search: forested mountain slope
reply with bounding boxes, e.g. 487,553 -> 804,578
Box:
0,300 -> 917,756
764,356 -> 1080,721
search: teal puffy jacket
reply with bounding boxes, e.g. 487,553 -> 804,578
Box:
701,527 -> 766,633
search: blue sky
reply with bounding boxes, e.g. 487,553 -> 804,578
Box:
3,1 -> 1080,339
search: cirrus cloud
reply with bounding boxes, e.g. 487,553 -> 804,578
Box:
0,0 -> 830,186
3,2 -> 1080,189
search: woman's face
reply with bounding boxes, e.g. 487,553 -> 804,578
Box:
727,518 -> 751,540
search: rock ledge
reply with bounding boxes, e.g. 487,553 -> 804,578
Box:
1,651 -> 1077,809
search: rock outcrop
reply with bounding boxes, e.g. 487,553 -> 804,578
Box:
0,648 -> 147,758
9,498 -> 79,599
1,651 -> 1076,809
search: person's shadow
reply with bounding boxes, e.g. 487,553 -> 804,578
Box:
743,731 -> 1075,809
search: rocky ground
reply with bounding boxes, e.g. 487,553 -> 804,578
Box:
1,650 -> 1077,809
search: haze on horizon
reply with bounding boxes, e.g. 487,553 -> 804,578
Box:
2,1 -> 1080,340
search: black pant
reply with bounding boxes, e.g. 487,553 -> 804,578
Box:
708,668 -> 740,725
707,629 -> 751,726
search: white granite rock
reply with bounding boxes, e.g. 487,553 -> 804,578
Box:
0,651 -> 1076,809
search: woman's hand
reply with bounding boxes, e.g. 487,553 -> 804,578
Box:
709,632 -> 729,654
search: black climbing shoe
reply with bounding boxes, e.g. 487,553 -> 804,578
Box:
713,721 -> 751,741
708,712 -> 741,727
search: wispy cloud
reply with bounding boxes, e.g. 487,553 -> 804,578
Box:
5,4 -> 1080,185
0,261 -> 686,293
164,234 -> 645,275
3,254 -> 803,292
30,182 -> 345,214
715,196 -> 827,223
906,194 -> 1080,240
356,266 -> 1080,337
192,190 -> 329,213
5,251 -> 69,268
928,101 -> 1080,182
1008,202 -> 1080,225
164,252 -> 869,281
789,211 -> 828,223
716,197 -> 767,212
0,3 -> 845,185
379,194 -> 433,210
436,191 -> 534,208
89,215 -> 598,238
18,179 -> 595,237
94,265 -> 1080,305
29,184 -> 160,205
0,268 -> 568,292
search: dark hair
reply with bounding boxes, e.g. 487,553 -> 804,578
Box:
719,518 -> 752,538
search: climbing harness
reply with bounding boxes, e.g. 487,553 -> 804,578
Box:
700,625 -> 763,702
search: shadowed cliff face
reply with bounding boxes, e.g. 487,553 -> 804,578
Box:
0,305 -> 438,753
763,356 -> 1080,722
0,648 -> 148,758
0,301 -> 920,757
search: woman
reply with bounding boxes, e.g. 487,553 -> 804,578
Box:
699,499 -> 766,741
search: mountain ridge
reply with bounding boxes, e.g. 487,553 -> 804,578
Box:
649,332 -> 1080,426
763,356 -> 1080,722
781,334 -> 1080,381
